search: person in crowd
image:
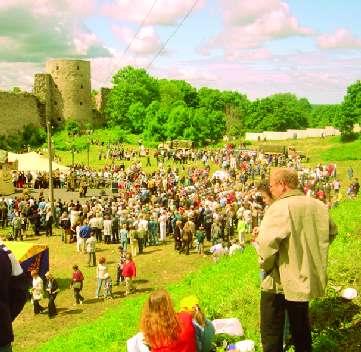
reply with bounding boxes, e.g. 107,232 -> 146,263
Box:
103,273 -> 113,299
0,241 -> 28,352
129,225 -> 139,257
103,215 -> 112,244
59,212 -> 71,243
119,224 -> 128,252
179,295 -> 215,352
115,246 -> 127,286
45,271 -> 59,318
140,289 -> 196,352
95,257 -> 108,299
11,213 -> 22,241
31,270 -> 45,315
45,208 -> 54,237
257,168 -> 338,352
195,225 -> 205,255
86,232 -> 97,267
122,252 -> 137,296
180,217 -> 195,255
71,265 -> 84,305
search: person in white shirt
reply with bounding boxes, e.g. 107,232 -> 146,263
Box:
95,257 -> 108,299
103,215 -> 112,244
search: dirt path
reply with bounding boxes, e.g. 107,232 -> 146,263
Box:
10,232 -> 211,352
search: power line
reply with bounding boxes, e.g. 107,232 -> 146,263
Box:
146,0 -> 199,70
100,0 -> 158,87
122,0 -> 159,58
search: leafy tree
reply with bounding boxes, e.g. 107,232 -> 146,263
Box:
309,104 -> 341,127
105,66 -> 159,127
65,119 -> 81,135
143,101 -> 168,142
10,87 -> 22,94
246,93 -> 309,131
159,79 -> 198,108
197,87 -> 225,111
221,91 -> 250,136
127,102 -> 146,133
337,80 -> 361,139
165,103 -> 189,140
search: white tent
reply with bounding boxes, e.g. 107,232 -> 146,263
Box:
7,152 -> 69,172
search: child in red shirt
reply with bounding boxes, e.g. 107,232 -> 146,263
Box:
122,253 -> 136,296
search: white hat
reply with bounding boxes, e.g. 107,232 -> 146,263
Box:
341,288 -> 358,300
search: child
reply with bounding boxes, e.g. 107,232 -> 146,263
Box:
103,273 -> 113,299
195,225 -> 206,255
119,223 -> 128,251
115,246 -> 126,285
122,252 -> 137,296
180,295 -> 215,352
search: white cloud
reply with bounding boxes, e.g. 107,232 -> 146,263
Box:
101,0 -> 205,25
112,26 -> 162,55
0,62 -> 42,91
203,0 -> 313,58
317,28 -> 361,49
0,0 -> 110,62
221,0 -> 281,25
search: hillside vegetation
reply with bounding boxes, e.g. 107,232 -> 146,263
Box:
35,198 -> 361,352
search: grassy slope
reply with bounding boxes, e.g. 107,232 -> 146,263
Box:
36,248 -> 260,352
32,135 -> 361,351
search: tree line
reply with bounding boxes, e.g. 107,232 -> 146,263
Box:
104,66 -> 361,144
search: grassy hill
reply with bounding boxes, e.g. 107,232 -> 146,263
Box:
32,198 -> 361,352
11,135 -> 361,351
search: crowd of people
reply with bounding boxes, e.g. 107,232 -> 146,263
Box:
0,144 -> 357,352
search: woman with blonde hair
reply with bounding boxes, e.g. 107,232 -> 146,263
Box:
140,289 -> 196,352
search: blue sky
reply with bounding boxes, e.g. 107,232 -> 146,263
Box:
0,0 -> 360,103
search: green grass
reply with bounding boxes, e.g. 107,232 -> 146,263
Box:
34,197 -> 361,352
23,135 -> 361,351
35,248 -> 261,352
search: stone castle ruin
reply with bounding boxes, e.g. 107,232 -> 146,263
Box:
0,59 -> 109,137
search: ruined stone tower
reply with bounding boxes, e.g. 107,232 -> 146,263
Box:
45,59 -> 92,123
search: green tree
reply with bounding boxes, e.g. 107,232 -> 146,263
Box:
221,91 -> 250,136
309,104 -> 341,127
197,87 -> 225,111
127,102 -> 146,133
165,103 -> 189,140
10,87 -> 22,94
159,79 -> 198,108
143,101 -> 168,142
246,93 -> 309,131
105,66 -> 159,127
337,80 -> 361,139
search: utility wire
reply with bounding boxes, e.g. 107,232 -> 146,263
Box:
146,0 -> 199,70
122,0 -> 159,58
101,0 -> 158,87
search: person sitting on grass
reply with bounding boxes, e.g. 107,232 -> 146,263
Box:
179,295 -> 215,352
122,252 -> 137,296
140,289 -> 196,352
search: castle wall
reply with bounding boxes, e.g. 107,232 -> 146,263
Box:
0,92 -> 41,136
33,73 -> 54,125
46,59 -> 92,123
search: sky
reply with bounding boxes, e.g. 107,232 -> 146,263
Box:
0,0 -> 360,104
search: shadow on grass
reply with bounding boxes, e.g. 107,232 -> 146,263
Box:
141,248 -> 162,255
310,296 -> 360,352
133,279 -> 149,284
61,308 -> 83,315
